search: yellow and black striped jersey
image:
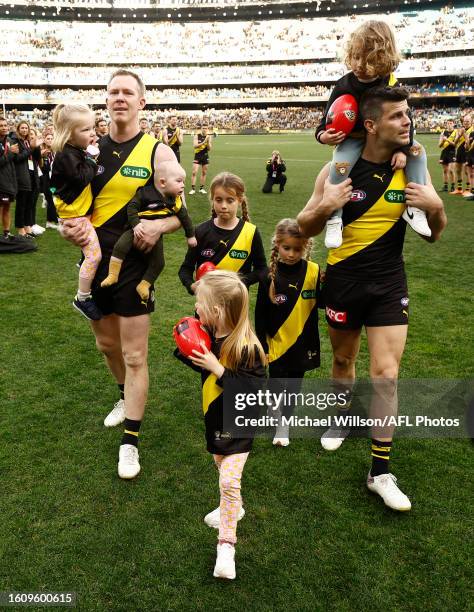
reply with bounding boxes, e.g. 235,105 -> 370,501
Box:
194,133 -> 210,155
327,158 -> 407,280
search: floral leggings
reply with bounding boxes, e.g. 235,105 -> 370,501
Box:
213,452 -> 249,544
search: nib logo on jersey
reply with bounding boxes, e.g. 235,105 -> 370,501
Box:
120,166 -> 151,179
385,189 -> 406,203
229,249 -> 248,260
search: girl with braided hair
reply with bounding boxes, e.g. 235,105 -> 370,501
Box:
255,218 -> 322,446
178,172 -> 267,295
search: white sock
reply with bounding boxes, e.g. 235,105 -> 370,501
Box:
77,290 -> 91,302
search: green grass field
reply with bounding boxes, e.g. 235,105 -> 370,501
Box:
1,134 -> 473,611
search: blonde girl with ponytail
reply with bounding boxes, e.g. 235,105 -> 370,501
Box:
255,218 -> 322,446
176,270 -> 266,580
50,103 -> 102,321
178,171 -> 267,295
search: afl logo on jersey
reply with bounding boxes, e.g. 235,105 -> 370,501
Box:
96,165 -> 105,175
350,190 -> 366,202
275,294 -> 288,304
201,248 -> 215,258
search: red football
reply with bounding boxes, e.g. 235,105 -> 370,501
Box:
196,261 -> 217,281
173,316 -> 211,358
326,94 -> 358,136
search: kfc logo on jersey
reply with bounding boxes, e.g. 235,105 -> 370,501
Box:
350,190 -> 366,202
201,249 -> 215,258
275,294 -> 288,304
326,307 -> 347,323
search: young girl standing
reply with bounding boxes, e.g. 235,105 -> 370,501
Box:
177,270 -> 266,580
255,219 -> 321,446
315,20 -> 431,248
178,172 -> 267,294
50,103 -> 102,321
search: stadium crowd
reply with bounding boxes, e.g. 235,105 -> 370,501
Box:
0,7 -> 472,64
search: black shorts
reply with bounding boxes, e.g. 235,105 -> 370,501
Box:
466,152 -> 474,167
439,149 -> 455,165
193,154 -> 209,166
0,193 -> 13,205
323,272 -> 409,329
455,148 -> 466,164
92,249 -> 155,317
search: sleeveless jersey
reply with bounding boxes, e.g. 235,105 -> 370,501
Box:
327,158 -> 407,279
194,133 -> 209,155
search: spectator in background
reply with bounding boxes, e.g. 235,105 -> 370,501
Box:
0,116 -> 18,237
40,132 -> 58,229
262,150 -> 287,193
28,127 -> 45,236
95,117 -> 109,138
12,121 -> 37,238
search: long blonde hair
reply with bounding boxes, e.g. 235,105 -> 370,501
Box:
269,219 -> 313,304
196,270 -> 266,370
52,103 -> 94,153
345,20 -> 401,77
209,172 -> 251,222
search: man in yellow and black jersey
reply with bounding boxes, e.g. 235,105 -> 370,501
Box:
162,115 -> 183,163
438,119 -> 456,192
464,115 -> 474,200
451,114 -> 472,195
189,125 -> 212,195
298,86 -> 446,512
60,69 -> 181,480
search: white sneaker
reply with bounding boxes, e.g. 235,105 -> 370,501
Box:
46,221 -> 59,230
199,187 -> 207,194
402,206 -> 431,237
321,427 -> 349,451
367,472 -> 411,511
104,399 -> 126,427
204,506 -> 245,529
188,189 -> 196,195
324,217 -> 343,249
31,224 -> 46,235
118,444 -> 140,479
213,543 -> 236,580
273,437 -> 290,446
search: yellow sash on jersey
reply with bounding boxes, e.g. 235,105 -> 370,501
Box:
91,133 -> 155,228
194,140 -> 207,154
216,222 -> 256,273
466,126 -> 473,152
202,372 -> 222,415
168,128 -> 179,147
328,169 -> 406,265
388,73 -> 397,86
54,184 -> 92,219
268,261 -> 319,363
441,129 -> 457,150
138,195 -> 183,218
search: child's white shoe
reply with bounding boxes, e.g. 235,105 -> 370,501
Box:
204,506 -> 245,529
324,217 -> 343,249
213,543 -> 236,580
402,206 -> 431,237
272,437 -> 290,446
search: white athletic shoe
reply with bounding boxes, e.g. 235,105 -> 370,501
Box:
367,472 -> 411,511
188,189 -> 196,195
273,437 -> 290,446
31,224 -> 46,235
46,221 -> 59,230
199,188 -> 207,194
402,206 -> 431,237
213,543 -> 236,580
320,427 -> 350,451
204,506 -> 245,529
104,399 -> 126,427
118,444 -> 141,480
324,217 -> 343,249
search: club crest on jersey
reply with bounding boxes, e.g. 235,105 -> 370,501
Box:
344,110 -> 356,122
229,249 -> 248,260
201,248 -> 215,257
120,165 -> 151,179
275,294 -> 288,304
350,189 -> 366,202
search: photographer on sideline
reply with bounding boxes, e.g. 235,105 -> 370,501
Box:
262,150 -> 287,193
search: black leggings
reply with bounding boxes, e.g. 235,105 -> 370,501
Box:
262,174 -> 287,193
44,190 -> 58,223
268,363 -> 305,418
15,190 -> 33,229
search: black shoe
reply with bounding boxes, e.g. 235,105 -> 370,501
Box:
439,186 -> 448,192
72,297 -> 102,321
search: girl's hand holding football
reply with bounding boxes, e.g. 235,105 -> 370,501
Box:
191,343 -> 225,378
